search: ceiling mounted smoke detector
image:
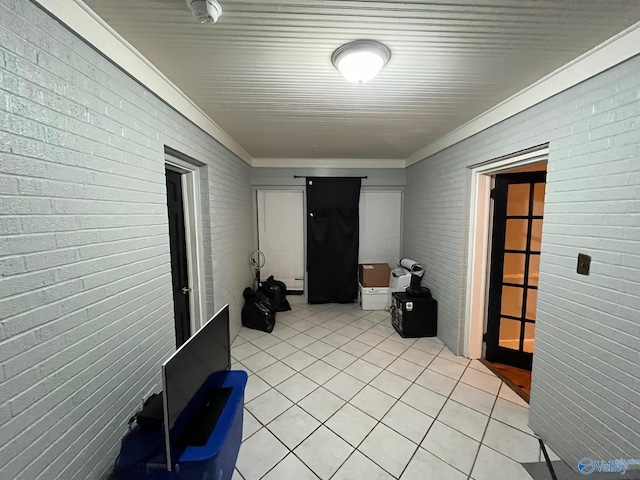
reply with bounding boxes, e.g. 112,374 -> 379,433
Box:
332,40 -> 391,84
187,0 -> 222,24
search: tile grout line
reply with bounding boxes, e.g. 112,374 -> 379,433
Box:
239,312 -> 416,478
235,306 -> 532,480
322,334 -> 434,479
393,345 -> 483,479
243,338 -> 424,476
236,310 -> 377,477
247,306 -> 387,479
239,319 -> 527,414
459,360 -> 500,480
244,331 -> 432,478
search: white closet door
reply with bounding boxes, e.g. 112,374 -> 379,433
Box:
257,190 -> 304,291
359,191 -> 402,265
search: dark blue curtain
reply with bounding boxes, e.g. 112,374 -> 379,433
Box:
306,177 -> 361,304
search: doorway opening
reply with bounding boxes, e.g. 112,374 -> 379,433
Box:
165,154 -> 206,348
464,145 -> 548,402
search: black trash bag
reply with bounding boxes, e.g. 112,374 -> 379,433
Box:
132,393 -> 163,429
259,276 -> 292,312
242,287 -> 276,333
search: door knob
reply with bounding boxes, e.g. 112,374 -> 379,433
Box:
181,287 -> 192,294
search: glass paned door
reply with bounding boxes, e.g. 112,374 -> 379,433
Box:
485,172 -> 546,370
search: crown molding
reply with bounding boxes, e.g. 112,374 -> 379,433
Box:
33,0 -> 253,165
406,21 -> 640,167
252,158 -> 406,169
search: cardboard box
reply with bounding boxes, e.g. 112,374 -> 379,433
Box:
358,263 -> 391,287
358,283 -> 390,311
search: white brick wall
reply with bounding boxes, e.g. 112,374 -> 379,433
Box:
0,1 -> 253,479
404,56 -> 640,463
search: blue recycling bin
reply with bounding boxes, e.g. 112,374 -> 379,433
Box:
114,370 -> 247,480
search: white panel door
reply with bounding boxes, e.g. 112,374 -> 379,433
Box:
257,190 -> 304,291
359,191 -> 402,265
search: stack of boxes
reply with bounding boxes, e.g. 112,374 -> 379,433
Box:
357,262 -> 438,338
357,263 -> 391,310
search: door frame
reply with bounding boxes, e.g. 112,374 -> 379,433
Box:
463,145 -> 549,358
165,154 -> 206,334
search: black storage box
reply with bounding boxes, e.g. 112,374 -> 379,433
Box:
391,291 -> 437,338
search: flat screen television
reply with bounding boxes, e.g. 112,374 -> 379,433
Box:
162,304 -> 231,471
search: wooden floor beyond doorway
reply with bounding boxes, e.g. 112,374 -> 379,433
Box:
481,359 -> 531,403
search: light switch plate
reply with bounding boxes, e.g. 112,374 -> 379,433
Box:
577,253 -> 591,275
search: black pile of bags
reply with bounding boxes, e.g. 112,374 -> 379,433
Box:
241,276 -> 291,333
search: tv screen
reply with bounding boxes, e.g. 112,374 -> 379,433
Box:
162,304 -> 231,470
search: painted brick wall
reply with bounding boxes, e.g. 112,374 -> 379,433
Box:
404,56 -> 640,464
0,1 -> 253,479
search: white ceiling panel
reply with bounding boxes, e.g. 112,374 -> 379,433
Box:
86,0 -> 640,161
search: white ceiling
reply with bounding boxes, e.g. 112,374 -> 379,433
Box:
86,0 -> 640,162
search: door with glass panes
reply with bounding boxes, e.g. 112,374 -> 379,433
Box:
485,172 -> 546,370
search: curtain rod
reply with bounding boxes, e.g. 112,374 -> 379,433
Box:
293,175 -> 368,179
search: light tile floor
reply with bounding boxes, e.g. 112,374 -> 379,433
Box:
231,297 -> 556,480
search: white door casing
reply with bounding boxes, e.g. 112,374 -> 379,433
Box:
464,146 -> 549,359
165,155 -> 206,332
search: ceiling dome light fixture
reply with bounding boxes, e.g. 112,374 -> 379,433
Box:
187,0 -> 222,24
332,40 -> 391,84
